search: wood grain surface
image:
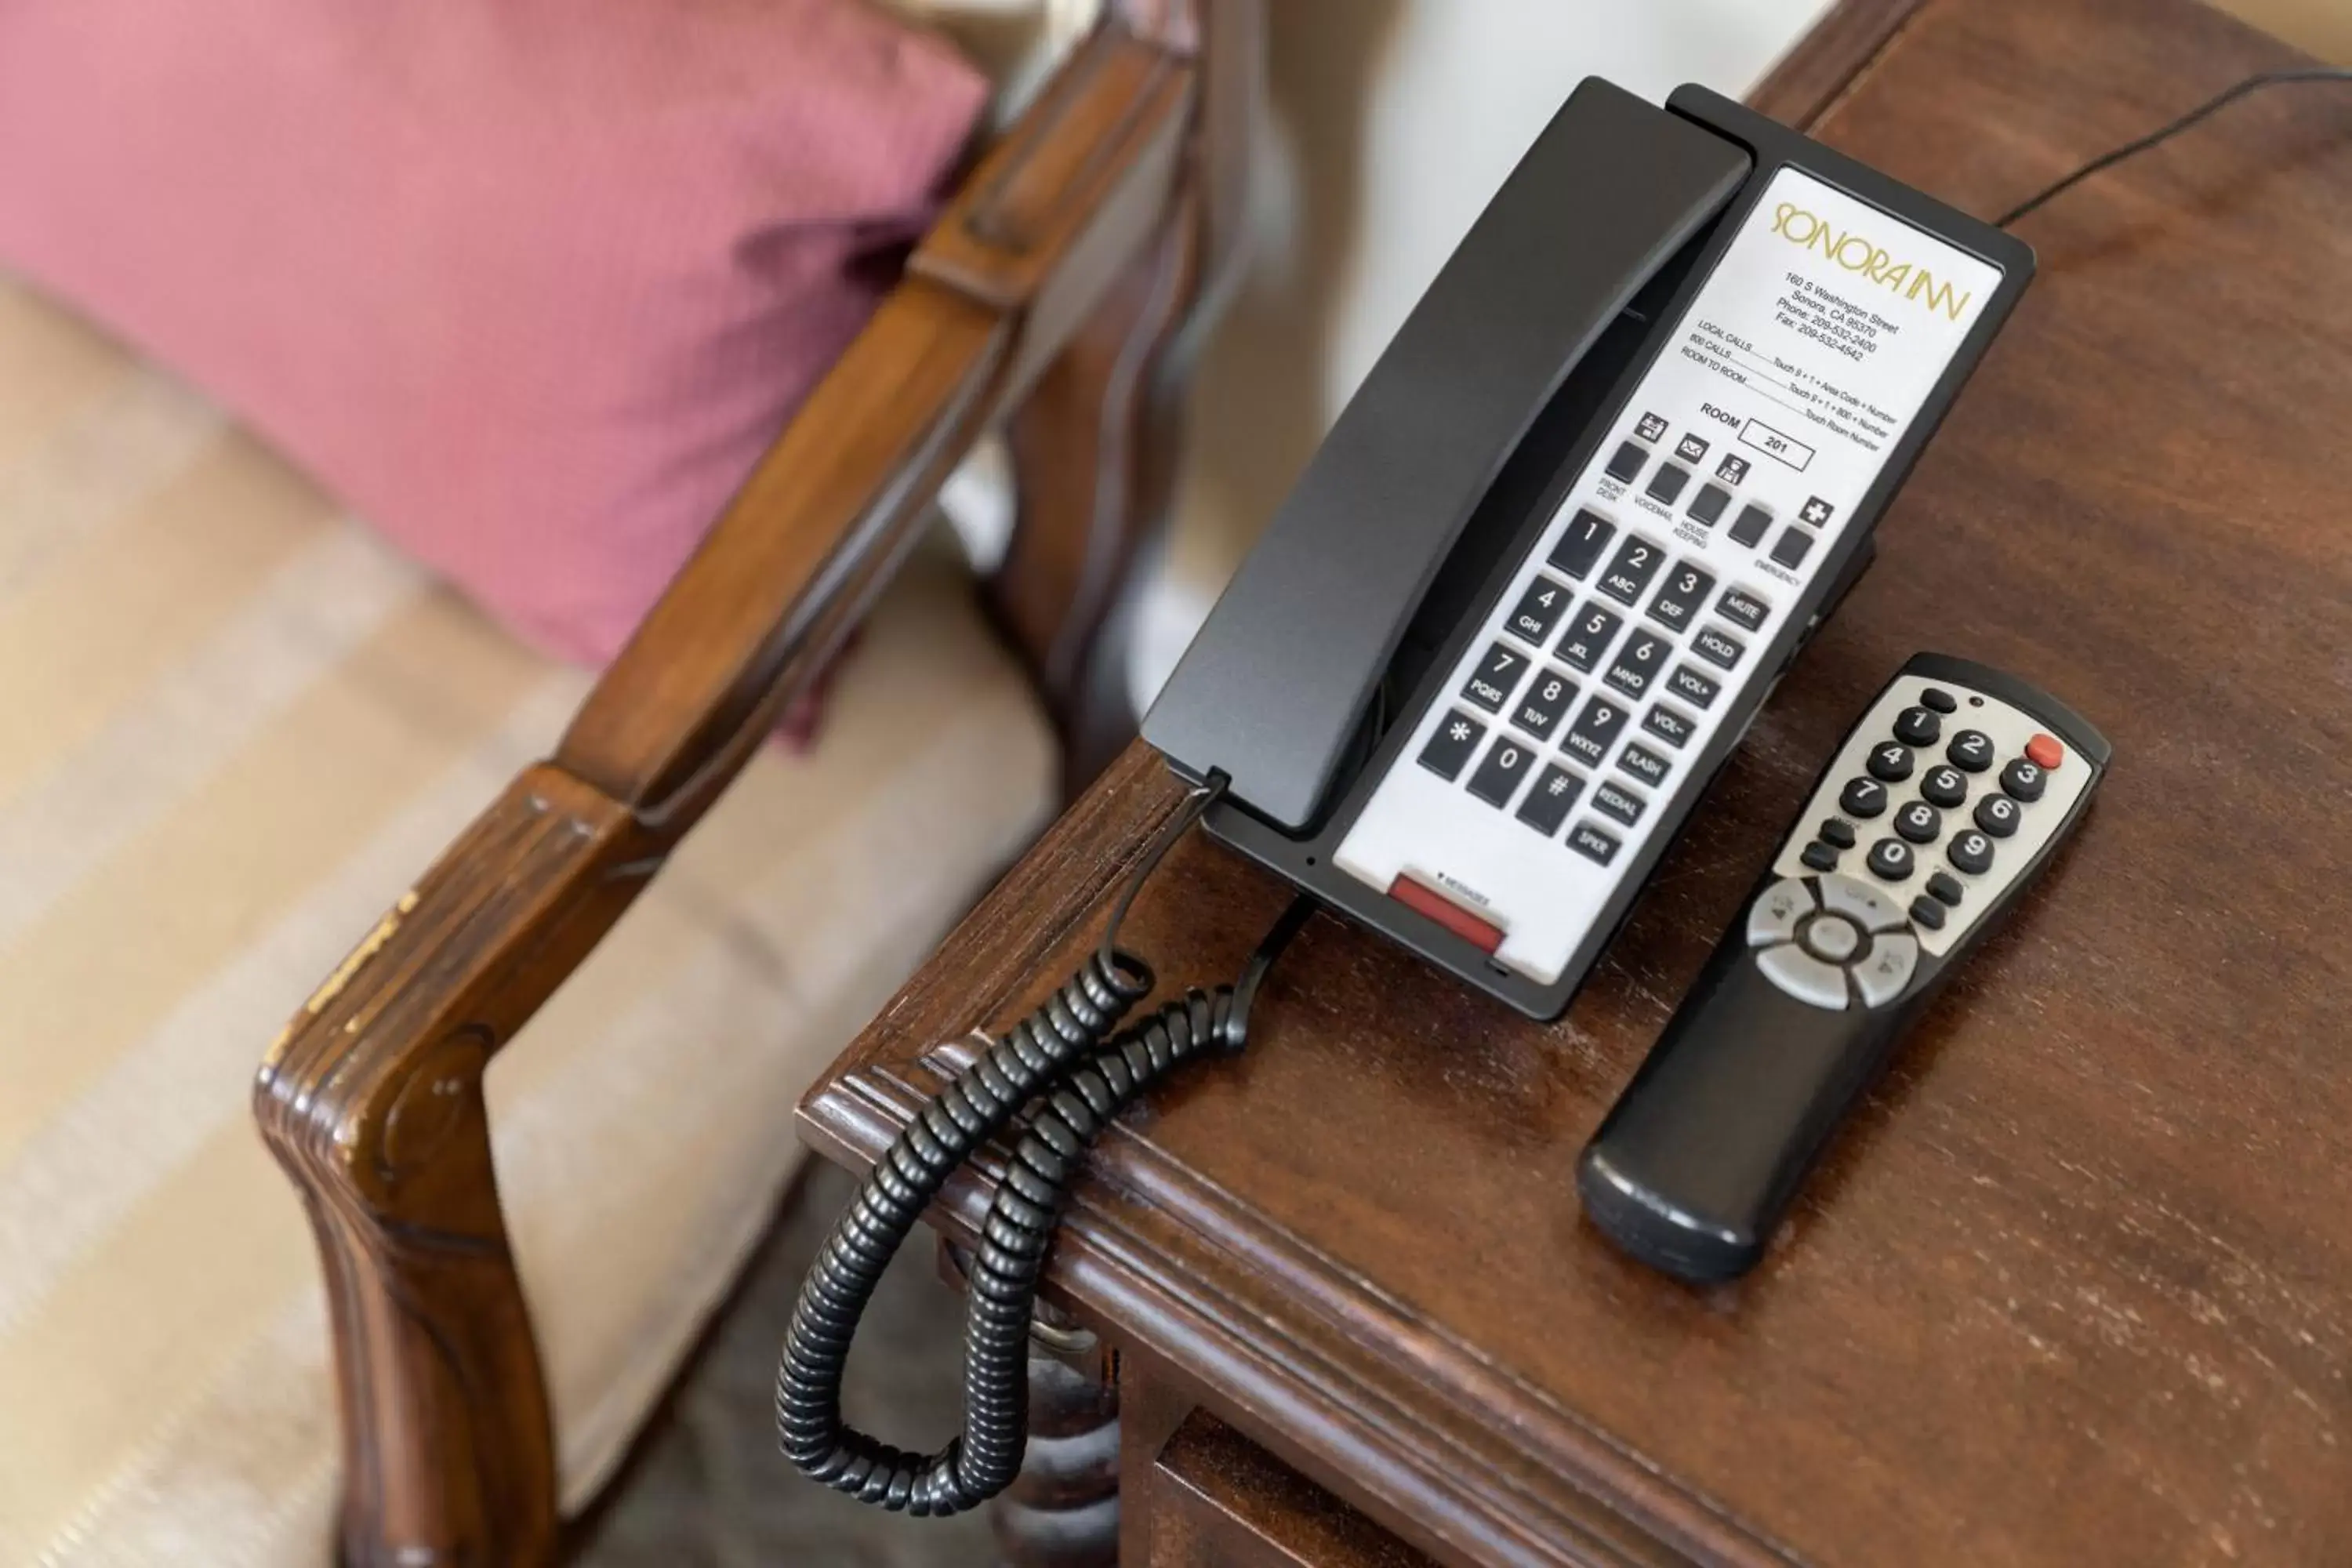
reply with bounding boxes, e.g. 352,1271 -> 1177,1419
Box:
802,0 -> 2352,1561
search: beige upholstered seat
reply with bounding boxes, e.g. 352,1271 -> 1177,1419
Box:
0,254 -> 1057,1562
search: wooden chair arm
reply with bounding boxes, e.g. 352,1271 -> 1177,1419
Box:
252,18 -> 1217,1567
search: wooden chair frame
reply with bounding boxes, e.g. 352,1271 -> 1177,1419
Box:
252,6 -> 1262,1563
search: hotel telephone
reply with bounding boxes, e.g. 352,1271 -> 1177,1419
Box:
779,76 -> 2059,1513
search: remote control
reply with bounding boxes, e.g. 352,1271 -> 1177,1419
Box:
1577,653 -> 2109,1283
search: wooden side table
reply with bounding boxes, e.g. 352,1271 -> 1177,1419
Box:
803,0 -> 2352,1560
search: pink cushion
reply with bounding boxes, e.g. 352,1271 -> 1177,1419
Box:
0,0 -> 986,669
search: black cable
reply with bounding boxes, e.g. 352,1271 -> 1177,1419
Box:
776,773 -> 1318,1515
1994,68 -> 2352,230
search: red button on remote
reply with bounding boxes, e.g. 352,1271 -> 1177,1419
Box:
2025,733 -> 2064,770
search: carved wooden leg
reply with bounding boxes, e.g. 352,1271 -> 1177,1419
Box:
991,1308 -> 1125,1568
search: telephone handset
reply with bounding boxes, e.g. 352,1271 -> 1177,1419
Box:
1144,79 -> 2034,1018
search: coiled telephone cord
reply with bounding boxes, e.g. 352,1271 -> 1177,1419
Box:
775,775 -> 1315,1515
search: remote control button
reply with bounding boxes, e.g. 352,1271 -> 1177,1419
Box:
2026,733 -> 2065,770
1927,871 -> 1965,907
1769,526 -> 1816,568
1919,687 -> 1958,713
1592,778 -> 1647,826
1919,764 -> 1969,808
1715,585 -> 1771,632
1566,821 -> 1622,866
1686,482 -> 1731,526
1515,764 -> 1585,836
1642,703 -> 1697,750
1973,793 -> 2023,838
1727,503 -> 1772,546
1894,800 -> 1941,844
1692,624 -> 1746,670
1504,575 -> 1573,645
1851,932 -> 1920,1008
1800,840 -> 1840,873
1617,741 -> 1671,789
1460,642 -> 1524,714
1597,535 -> 1667,606
1604,630 -> 1672,697
1757,943 -> 1849,1011
1603,441 -> 1646,484
1667,663 -> 1720,710
1948,830 -> 1995,876
1893,706 -> 1941,746
1555,601 -> 1623,673
1817,874 -> 1909,933
1867,837 -> 1915,881
1548,510 -> 1616,581
1645,561 -> 1717,633
1645,464 -> 1690,506
1820,818 -> 1857,849
1947,728 -> 1996,772
2001,757 -> 2048,803
1839,776 -> 1889,818
1748,879 -> 1817,946
1560,692 -> 1632,768
1417,711 -> 1485,781
1466,735 -> 1537,808
1801,913 -> 1862,964
1867,741 -> 1915,782
1909,896 -> 1947,931
1511,668 -> 1577,741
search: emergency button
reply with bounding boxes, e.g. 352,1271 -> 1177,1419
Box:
2025,733 -> 2064,770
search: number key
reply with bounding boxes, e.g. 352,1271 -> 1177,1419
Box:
1949,829 -> 1995,875
1603,630 -> 1671,698
1893,706 -> 1941,746
1895,800 -> 1941,844
1920,764 -> 1969,808
1548,509 -> 1616,581
2001,757 -> 2047,802
1504,575 -> 1573,645
1867,742 -> 1914,782
1646,560 -> 1717,633
1511,668 -> 1577,741
1596,535 -> 1666,606
1466,735 -> 1537,808
1459,642 -> 1523,714
1560,692 -> 1631,768
1555,601 -> 1622,673
1840,776 -> 1889,818
1947,729 -> 1996,772
1973,793 -> 2023,838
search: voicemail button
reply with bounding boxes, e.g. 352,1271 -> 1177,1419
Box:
1739,417 -> 1816,472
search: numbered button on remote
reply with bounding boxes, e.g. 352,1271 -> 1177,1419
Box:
1948,829 -> 1995,876
1867,741 -> 1914,782
1840,776 -> 1889,818
1893,706 -> 1941,746
1418,711 -> 1486,781
1556,601 -> 1622,673
1515,764 -> 1585,836
1511,669 -> 1577,741
1867,837 -> 1915,881
1560,693 -> 1631,768
1548,510 -> 1616,581
1597,535 -> 1666,605
1460,643 -> 1523,714
1505,576 -> 1573,645
1947,728 -> 1996,772
1894,800 -> 1941,844
1973,793 -> 2023,838
2001,757 -> 2048,802
1466,735 -> 1538,808
1645,561 -> 1716,633
1919,764 -> 1969,808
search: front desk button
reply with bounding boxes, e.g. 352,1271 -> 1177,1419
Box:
1604,441 -> 1646,484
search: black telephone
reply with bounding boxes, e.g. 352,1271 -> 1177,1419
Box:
779,77 -> 2034,1516
1144,78 -> 2031,1018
